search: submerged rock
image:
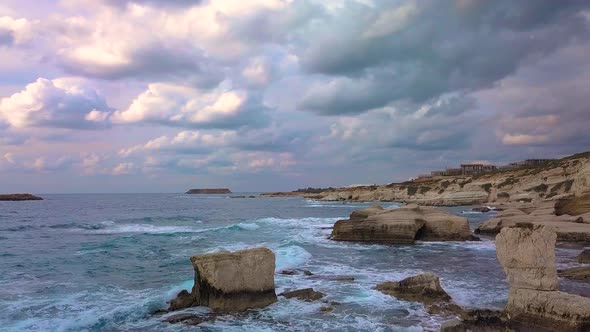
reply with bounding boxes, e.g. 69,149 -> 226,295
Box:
280,288 -> 325,302
558,266 -> 590,282
163,313 -> 211,325
577,249 -> 590,263
330,205 -> 475,244
168,247 -> 277,312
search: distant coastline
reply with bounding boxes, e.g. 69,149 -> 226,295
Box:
0,193 -> 43,201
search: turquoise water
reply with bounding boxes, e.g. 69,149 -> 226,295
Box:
1,194 -> 580,331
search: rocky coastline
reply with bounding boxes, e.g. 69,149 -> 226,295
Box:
262,151 -> 590,207
161,151 -> 590,330
0,193 -> 43,201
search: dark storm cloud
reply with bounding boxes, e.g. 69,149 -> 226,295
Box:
298,0 -> 590,115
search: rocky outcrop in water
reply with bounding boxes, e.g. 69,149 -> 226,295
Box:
0,193 -> 43,201
376,273 -> 451,304
185,188 -> 232,194
377,273 -> 464,318
476,202 -> 590,242
330,205 -> 475,244
279,288 -> 325,302
496,224 -> 590,331
168,247 -> 277,312
558,267 -> 590,282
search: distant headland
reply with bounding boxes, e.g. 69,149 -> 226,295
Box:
0,193 -> 43,201
185,188 -> 232,194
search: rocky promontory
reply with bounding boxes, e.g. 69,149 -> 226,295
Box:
330,204 -> 476,244
263,151 -> 590,207
0,193 -> 43,201
185,188 -> 232,194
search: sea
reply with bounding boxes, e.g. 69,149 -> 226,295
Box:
1,194 -> 588,331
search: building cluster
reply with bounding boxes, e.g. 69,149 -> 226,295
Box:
415,159 -> 555,180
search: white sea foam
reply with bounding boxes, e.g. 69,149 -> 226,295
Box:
233,223 -> 260,231
274,245 -> 313,272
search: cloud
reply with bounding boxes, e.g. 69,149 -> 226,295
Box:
112,83 -> 269,129
297,0 -> 590,115
52,0 -> 291,81
112,162 -> 135,175
0,77 -> 113,129
0,16 -> 35,45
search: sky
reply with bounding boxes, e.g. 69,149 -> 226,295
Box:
1,0 -> 590,193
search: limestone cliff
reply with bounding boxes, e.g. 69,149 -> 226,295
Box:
264,151 -> 590,206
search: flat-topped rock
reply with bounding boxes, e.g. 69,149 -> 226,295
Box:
506,288 -> 590,331
168,247 -> 277,312
185,188 -> 232,194
330,205 -> 474,244
0,193 -> 43,201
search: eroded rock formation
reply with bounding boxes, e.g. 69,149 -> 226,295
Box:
496,225 -> 590,331
476,203 -> 590,242
330,205 -> 475,244
168,247 -> 277,312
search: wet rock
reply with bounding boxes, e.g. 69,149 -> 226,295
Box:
168,289 -> 196,311
319,306 -> 333,312
278,269 -> 314,276
577,249 -> 590,263
472,206 -> 491,213
496,224 -> 558,291
440,319 -> 465,332
163,313 -> 211,325
331,205 -> 474,244
280,288 -> 325,302
308,275 -> 355,282
558,266 -> 590,282
169,247 -> 277,312
376,273 -> 451,304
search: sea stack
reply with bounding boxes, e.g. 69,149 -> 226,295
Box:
185,188 -> 232,194
169,247 -> 277,312
496,224 -> 590,331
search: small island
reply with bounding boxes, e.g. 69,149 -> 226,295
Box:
0,193 -> 43,201
185,188 -> 232,194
